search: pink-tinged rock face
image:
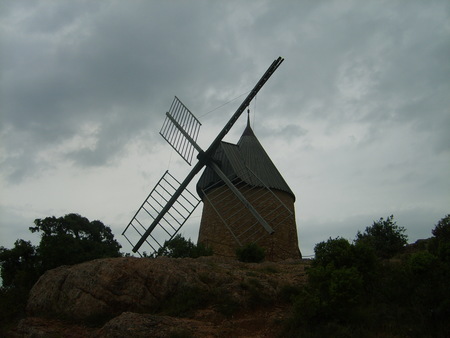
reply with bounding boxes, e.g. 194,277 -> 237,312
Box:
26,256 -> 308,323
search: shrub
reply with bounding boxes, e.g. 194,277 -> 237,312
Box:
355,215 -> 407,258
313,237 -> 353,268
432,214 -> 450,242
328,267 -> 363,310
0,213 -> 122,333
291,288 -> 321,324
157,234 -> 213,258
284,215 -> 450,337
409,251 -> 438,275
430,215 -> 450,262
236,243 -> 265,263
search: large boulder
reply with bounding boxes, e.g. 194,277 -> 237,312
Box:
26,256 -> 308,328
27,257 -> 211,322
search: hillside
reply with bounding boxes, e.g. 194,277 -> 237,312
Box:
11,256 -> 310,337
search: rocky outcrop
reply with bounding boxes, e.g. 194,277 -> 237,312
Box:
19,256 -> 308,337
27,256 -> 206,322
97,312 -> 216,337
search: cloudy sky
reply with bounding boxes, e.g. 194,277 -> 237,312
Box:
1,0 -> 449,257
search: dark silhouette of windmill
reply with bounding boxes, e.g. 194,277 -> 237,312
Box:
122,57 -> 301,260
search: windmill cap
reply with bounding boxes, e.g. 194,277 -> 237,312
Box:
197,123 -> 296,201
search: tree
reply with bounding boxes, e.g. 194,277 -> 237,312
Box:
0,240 -> 40,329
0,213 -> 122,291
0,213 -> 123,331
156,234 -> 212,258
313,237 -> 353,268
288,237 -> 369,329
0,240 -> 39,290
432,214 -> 450,241
355,215 -> 407,258
30,213 -> 121,271
285,216 -> 450,337
429,214 -> 450,262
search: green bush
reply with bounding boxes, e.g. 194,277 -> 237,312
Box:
432,214 -> 450,242
236,243 -> 265,263
430,215 -> 450,262
279,284 -> 303,303
156,234 -> 213,258
0,287 -> 29,333
355,215 -> 407,259
284,215 -> 450,337
328,267 -> 363,309
291,288 -> 321,324
408,251 -> 438,275
0,213 -> 122,333
313,237 -> 353,268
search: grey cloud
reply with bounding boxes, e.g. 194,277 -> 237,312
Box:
1,1 -> 448,254
252,123 -> 308,143
0,1 -> 248,180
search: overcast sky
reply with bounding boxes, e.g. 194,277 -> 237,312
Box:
1,0 -> 449,257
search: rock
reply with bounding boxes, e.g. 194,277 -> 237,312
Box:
23,256 -> 308,336
16,317 -> 97,337
98,312 -> 215,337
27,257 -> 207,321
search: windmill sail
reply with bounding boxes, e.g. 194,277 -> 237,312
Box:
122,170 -> 201,256
160,96 -> 202,165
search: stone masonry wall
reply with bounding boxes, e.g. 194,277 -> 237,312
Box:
197,186 -> 301,261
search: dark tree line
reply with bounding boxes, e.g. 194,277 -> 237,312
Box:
0,213 -> 121,330
1,212 -> 449,337
154,233 -> 212,258
284,214 -> 450,337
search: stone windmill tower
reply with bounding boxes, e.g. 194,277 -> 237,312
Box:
123,57 -> 301,260
196,114 -> 301,260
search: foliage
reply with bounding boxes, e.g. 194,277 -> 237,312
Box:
313,237 -> 353,268
302,238 -> 371,321
30,213 -> 121,271
236,242 -> 265,263
408,251 -> 438,275
0,240 -> 40,290
156,234 -> 212,258
313,237 -> 377,280
240,277 -> 273,308
0,240 -> 40,332
355,215 -> 407,258
0,213 -> 122,332
0,286 -> 30,334
429,214 -> 450,262
431,214 -> 450,241
284,215 -> 450,337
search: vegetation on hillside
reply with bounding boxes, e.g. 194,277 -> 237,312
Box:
0,213 -> 122,331
284,214 -> 450,337
236,242 -> 266,263
155,234 -> 213,258
1,213 -> 449,337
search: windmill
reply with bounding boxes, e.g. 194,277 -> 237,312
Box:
123,57 -> 301,260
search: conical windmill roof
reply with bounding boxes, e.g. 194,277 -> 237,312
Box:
196,119 -> 296,201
